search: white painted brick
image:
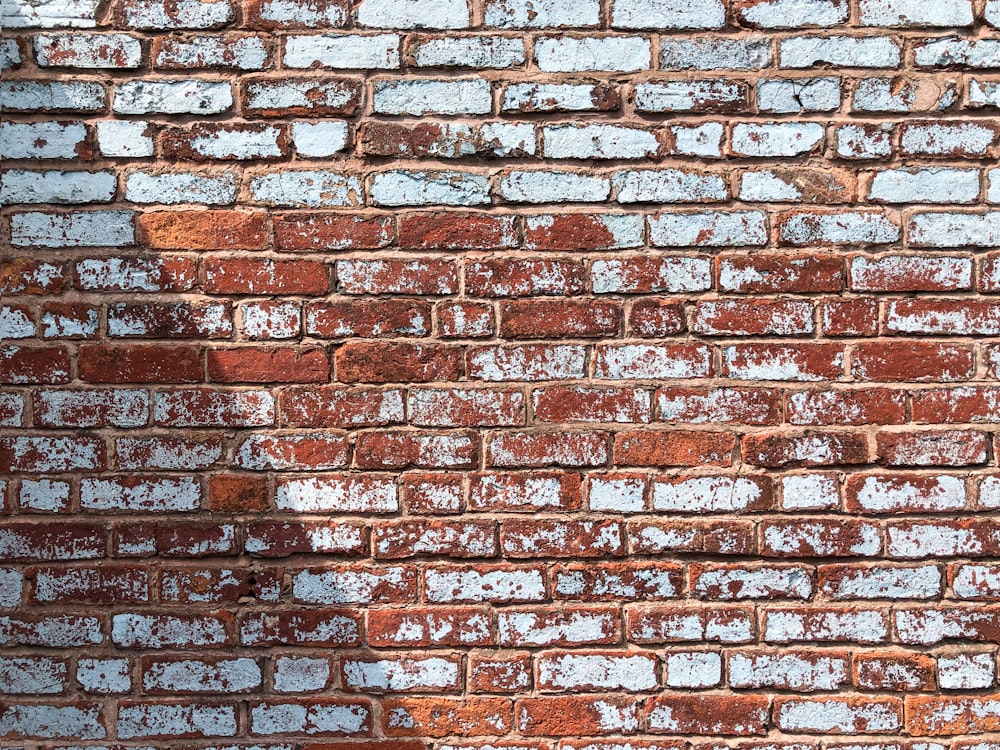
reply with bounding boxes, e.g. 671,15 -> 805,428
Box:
35,32 -> 141,66
989,0 -> 1000,25
114,80 -> 232,114
822,565 -> 942,599
938,653 -> 995,689
0,39 -> 17,69
765,521 -> 880,556
903,122 -> 996,155
1,121 -> 87,159
649,211 -> 767,247
853,77 -> 955,112
425,568 -> 546,602
634,80 -> 744,112
765,610 -> 887,643
81,477 -> 200,512
653,476 -> 766,513
372,78 -> 493,115
611,0 -> 724,28
780,474 -> 839,510
485,0 -> 599,27
660,37 -> 771,70
503,82 -> 614,111
343,657 -> 459,690
276,476 -> 397,512
1,80 -> 104,111
527,214 -> 642,249
125,172 -> 237,205
757,77 -> 841,113
535,36 -> 650,72
112,613 -> 228,648
356,0 -> 469,28
736,0 -> 847,27
10,210 -> 134,247
614,170 -> 726,203
780,211 -> 899,245
251,701 -> 369,735
0,569 -> 22,608
664,651 -> 720,687
780,36 -> 901,68
122,0 -> 233,28
596,344 -> 712,379
498,610 -> 615,645
729,652 -> 848,690
540,653 -> 657,690
370,170 -> 490,206
776,698 -> 900,733
0,656 -> 65,694
0,306 -> 34,339
499,171 -> 610,203
293,567 -> 410,604
284,33 -> 400,68
143,658 -> 261,693
589,475 -> 646,512
250,170 -> 361,208
543,124 -> 658,160
2,0 -> 99,27
869,168 -> 979,203
970,79 -> 1000,108
593,257 -> 711,294
731,122 -> 825,157
291,121 -> 349,157
916,39 -> 1000,68
274,656 -> 330,693
835,123 -> 894,159
411,36 -> 524,67
118,703 -> 237,739
859,0 -> 973,27
0,704 -> 105,740
910,213 -> 1000,247
667,123 -> 724,157
96,120 -> 154,158
695,566 -> 812,599
853,256 -> 972,292
76,658 -> 130,693
18,479 -> 69,512
1,169 -> 115,204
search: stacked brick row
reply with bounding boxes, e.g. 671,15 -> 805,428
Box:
5,0 -> 1000,745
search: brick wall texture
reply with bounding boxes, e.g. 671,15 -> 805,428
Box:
6,0 -> 1000,744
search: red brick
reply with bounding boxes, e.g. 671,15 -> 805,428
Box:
138,211 -> 268,250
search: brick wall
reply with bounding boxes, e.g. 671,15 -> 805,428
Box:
3,0 -> 1000,744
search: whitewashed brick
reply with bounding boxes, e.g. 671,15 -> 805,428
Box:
118,703 -> 237,739
757,77 -> 841,113
780,36 -> 901,68
96,120 -> 154,158
835,123 -> 894,159
250,701 -> 369,735
731,122 -> 825,157
1,80 -> 104,111
485,0 -> 599,27
370,170 -> 490,206
664,651 -> 721,687
869,168 -> 979,204
910,213 -> 1000,247
122,0 -> 233,28
938,653 -> 995,689
343,657 -> 459,690
36,32 -> 141,66
822,565 -> 942,600
736,0 -> 847,27
356,0 -> 470,28
125,172 -> 237,205
535,36 -> 651,72
780,211 -> 899,245
114,80 -> 232,114
589,475 -> 646,512
373,78 -> 491,115
411,36 -> 524,67
1,169 -> 115,204
660,37 -> 771,70
592,258 -> 712,293
499,171 -> 610,203
729,652 -> 848,690
0,704 -> 105,739
81,477 -> 200,512
776,698 -> 900,732
649,211 -> 767,247
276,476 -> 397,513
539,652 -> 657,690
543,124 -> 658,160
2,0 -> 99,27
903,122 -> 996,155
0,39 -> 17,69
614,170 -> 726,203
1,121 -> 87,159
76,658 -> 130,693
765,610 -> 887,643
780,474 -> 839,510
250,170 -> 361,208
274,656 -> 330,693
284,34 -> 400,68
610,0 -> 724,28
426,568 -> 546,602
859,0 -> 973,27
10,210 -> 134,247
291,121 -> 349,157
595,344 -> 712,379
143,658 -> 261,693
916,38 -> 1000,68
652,476 -> 767,513
970,79 -> 1000,108
634,80 -> 744,112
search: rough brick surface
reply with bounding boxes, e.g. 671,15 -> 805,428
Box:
2,0 -> 1000,745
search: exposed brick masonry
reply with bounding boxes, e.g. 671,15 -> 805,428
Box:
4,0 -> 1000,745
